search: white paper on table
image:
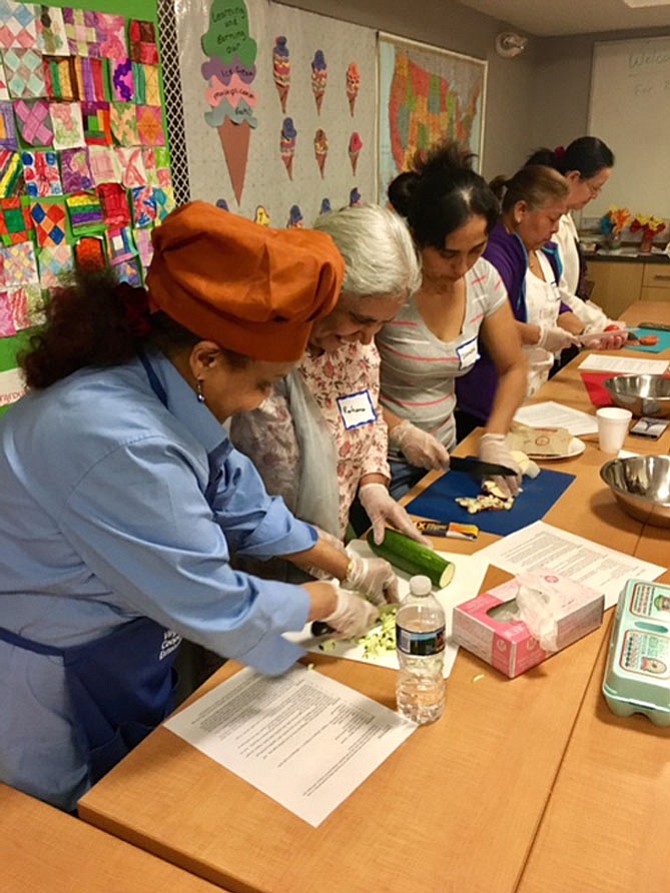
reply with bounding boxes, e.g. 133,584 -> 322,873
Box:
579,354 -> 669,375
475,520 -> 665,609
286,540 -> 489,678
0,367 -> 26,408
618,449 -> 639,458
514,401 -> 598,436
164,665 -> 416,827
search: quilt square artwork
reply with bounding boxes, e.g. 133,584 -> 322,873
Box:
81,101 -> 112,145
0,150 -> 24,197
0,1 -> 39,52
110,101 -> 140,146
37,240 -> 73,288
7,282 -> 44,328
22,149 -> 62,197
113,256 -> 142,287
136,105 -> 164,146
14,98 -> 53,147
111,57 -> 134,103
130,184 -> 156,227
74,234 -> 105,270
65,190 -> 104,234
0,101 -> 18,149
38,6 -> 69,56
44,55 -> 79,102
50,101 -> 85,150
29,199 -> 66,247
63,7 -> 99,58
133,63 -> 161,107
0,239 -> 39,286
95,13 -> 127,61
97,182 -> 130,227
3,47 -> 46,99
106,225 -> 135,263
73,56 -> 110,103
129,19 -> 159,65
116,146 -> 147,189
0,55 -> 9,100
0,197 -> 32,244
60,147 -> 94,192
87,145 -> 121,185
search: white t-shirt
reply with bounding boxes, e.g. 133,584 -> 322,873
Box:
377,257 -> 507,457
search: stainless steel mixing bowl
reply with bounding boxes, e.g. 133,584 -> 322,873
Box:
600,455 -> 670,528
604,375 -> 670,418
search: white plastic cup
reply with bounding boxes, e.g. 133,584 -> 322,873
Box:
596,407 -> 632,453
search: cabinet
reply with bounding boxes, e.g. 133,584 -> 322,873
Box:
586,261 -> 644,319
640,263 -> 670,302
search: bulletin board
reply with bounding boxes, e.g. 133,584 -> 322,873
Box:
0,0 -> 174,413
174,0 -> 376,228
377,32 -> 487,205
588,36 -> 670,220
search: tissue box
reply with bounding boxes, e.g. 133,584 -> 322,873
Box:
453,572 -> 604,678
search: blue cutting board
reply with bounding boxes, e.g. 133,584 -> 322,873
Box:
626,328 -> 670,354
406,464 -> 576,536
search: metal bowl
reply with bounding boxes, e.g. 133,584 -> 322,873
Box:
604,375 -> 670,418
600,456 -> 670,528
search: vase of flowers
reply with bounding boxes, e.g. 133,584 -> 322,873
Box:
630,214 -> 666,253
599,206 -> 631,251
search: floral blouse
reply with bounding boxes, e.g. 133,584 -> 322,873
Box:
230,341 -> 390,539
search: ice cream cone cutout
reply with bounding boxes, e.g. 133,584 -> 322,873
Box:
287,204 -> 303,228
346,62 -> 360,117
348,132 -> 362,176
311,49 -> 327,114
314,129 -> 328,179
254,205 -> 271,227
280,117 -> 297,180
272,36 -> 290,113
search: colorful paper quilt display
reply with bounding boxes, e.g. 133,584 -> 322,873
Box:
65,191 -> 103,233
37,241 -> 73,288
0,56 -> 9,100
0,240 -> 39,286
74,234 -> 105,270
136,105 -> 164,146
0,102 -> 18,149
30,199 -> 66,247
133,63 -> 160,107
111,58 -> 134,102
116,147 -> 146,188
87,145 -> 121,184
38,6 -> 69,56
60,147 -> 93,192
129,20 -> 158,65
7,282 -> 43,328
63,7 -> 98,58
133,225 -> 153,268
22,149 -> 62,197
0,1 -> 39,51
73,56 -> 110,103
0,197 -> 31,244
97,182 -> 130,227
130,184 -> 155,228
3,47 -> 46,99
0,150 -> 23,196
110,101 -> 140,147
50,101 -> 85,150
14,99 -> 53,147
82,101 -> 112,145
0,291 -> 16,335
106,225 -> 135,263
96,13 -> 127,61
44,55 -> 78,102
152,186 -> 175,221
113,256 -> 141,287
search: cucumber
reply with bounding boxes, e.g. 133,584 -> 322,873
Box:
366,529 -> 455,589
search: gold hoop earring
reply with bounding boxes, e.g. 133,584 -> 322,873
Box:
196,380 -> 205,403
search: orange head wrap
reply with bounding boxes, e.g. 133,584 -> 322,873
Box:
146,201 -> 343,361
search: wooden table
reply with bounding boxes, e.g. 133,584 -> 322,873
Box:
78,302 -> 670,893
0,783 -> 225,893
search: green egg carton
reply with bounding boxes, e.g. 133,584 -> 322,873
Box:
602,580 -> 670,727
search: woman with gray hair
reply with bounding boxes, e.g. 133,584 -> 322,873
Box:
230,203 -> 426,548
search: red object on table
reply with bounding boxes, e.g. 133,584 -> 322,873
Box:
579,371 -> 615,408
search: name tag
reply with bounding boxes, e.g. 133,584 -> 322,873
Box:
337,390 -> 377,430
456,337 -> 479,370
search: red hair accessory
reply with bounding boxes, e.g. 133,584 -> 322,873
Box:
554,145 -> 566,159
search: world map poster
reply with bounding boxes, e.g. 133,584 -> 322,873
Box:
377,34 -> 487,203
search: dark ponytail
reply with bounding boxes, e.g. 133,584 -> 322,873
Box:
526,137 -> 614,179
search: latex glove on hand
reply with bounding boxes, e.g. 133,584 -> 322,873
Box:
388,419 -> 450,471
580,322 -> 628,351
358,482 -> 432,547
478,432 -> 522,498
342,547 -> 400,605
537,325 -> 580,354
321,583 -> 379,639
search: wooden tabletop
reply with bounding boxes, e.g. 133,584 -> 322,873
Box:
78,301 -> 670,893
0,783 -> 225,893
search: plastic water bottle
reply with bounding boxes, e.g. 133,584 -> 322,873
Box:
396,574 -> 446,724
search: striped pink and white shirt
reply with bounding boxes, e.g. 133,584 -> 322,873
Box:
377,257 -> 507,459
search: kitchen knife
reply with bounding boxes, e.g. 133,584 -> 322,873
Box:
449,456 -> 519,477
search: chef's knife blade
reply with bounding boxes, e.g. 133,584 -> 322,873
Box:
449,456 -> 519,477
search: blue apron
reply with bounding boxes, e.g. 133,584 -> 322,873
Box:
0,353 -> 219,786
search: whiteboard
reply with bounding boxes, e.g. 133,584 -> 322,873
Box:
588,36 -> 670,219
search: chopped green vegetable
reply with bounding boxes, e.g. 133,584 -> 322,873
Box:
356,605 -> 398,659
367,529 -> 455,588
318,638 -> 338,652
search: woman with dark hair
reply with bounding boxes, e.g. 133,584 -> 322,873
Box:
526,137 -> 627,345
0,202 -> 398,812
377,141 -> 527,499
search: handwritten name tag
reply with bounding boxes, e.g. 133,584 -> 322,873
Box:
336,390 -> 376,430
456,337 -> 479,370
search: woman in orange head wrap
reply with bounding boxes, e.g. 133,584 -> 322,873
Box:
0,202 -> 398,813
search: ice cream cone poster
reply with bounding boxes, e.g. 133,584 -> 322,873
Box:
346,62 -> 360,116
311,50 -> 327,114
201,0 -> 258,205
272,36 -> 290,113
287,204 -> 303,228
254,205 -> 270,226
314,129 -> 328,179
280,117 -> 297,180
348,132 -> 362,175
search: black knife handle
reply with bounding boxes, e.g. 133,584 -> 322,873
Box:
311,621 -> 335,637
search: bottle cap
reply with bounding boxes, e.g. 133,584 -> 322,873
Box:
409,575 -> 432,596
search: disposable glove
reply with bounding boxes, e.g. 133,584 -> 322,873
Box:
581,322 -> 628,351
388,419 -> 450,470
478,432 -> 522,498
321,584 -> 379,639
358,483 -> 432,547
343,547 -> 400,605
537,325 -> 579,353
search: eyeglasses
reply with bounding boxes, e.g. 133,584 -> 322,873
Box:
582,178 -> 604,197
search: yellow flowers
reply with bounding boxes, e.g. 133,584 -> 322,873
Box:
600,206 -> 631,236
630,214 -> 666,239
